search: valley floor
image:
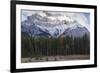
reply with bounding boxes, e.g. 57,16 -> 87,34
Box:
21,55 -> 90,63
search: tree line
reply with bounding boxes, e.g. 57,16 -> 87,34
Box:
21,32 -> 90,58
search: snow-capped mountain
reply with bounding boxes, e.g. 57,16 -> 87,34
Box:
21,11 -> 90,38
21,21 -> 50,37
62,26 -> 89,37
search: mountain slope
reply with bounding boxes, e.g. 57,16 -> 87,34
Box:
21,11 -> 90,38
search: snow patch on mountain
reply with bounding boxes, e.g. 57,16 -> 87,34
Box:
21,11 -> 90,38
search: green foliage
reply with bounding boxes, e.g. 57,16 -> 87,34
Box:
21,33 -> 90,58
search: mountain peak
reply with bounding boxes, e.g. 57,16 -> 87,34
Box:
22,11 -> 89,38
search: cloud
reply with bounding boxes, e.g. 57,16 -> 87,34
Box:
70,13 -> 90,31
21,10 -> 38,21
